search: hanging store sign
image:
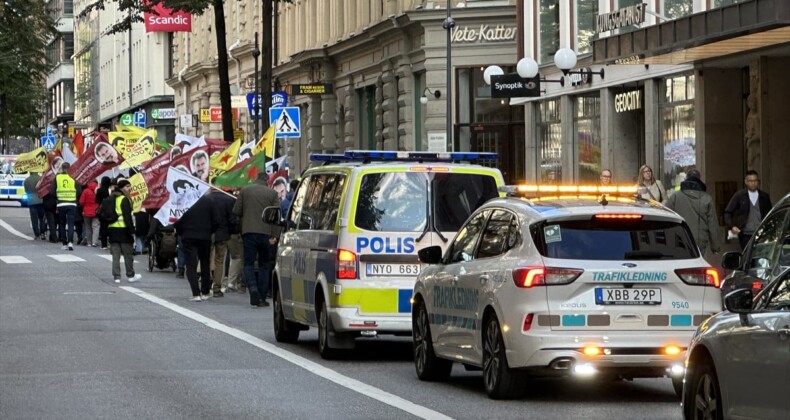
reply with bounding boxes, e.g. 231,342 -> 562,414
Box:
288,84 -> 334,95
596,3 -> 646,34
451,24 -> 517,43
144,1 -> 192,33
614,90 -> 642,113
490,74 -> 540,98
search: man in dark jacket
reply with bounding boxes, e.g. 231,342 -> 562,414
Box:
108,180 -> 141,283
95,176 -> 112,249
209,188 -> 235,297
663,169 -> 721,256
724,170 -> 772,250
175,192 -> 217,301
24,172 -> 45,239
233,172 -> 280,307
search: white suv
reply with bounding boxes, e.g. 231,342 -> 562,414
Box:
411,185 -> 723,399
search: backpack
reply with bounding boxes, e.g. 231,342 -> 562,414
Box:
100,196 -> 119,224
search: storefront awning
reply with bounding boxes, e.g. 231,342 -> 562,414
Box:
592,0 -> 790,66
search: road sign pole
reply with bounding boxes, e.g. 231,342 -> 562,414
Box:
253,32 -> 260,142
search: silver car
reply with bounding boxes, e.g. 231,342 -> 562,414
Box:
682,267 -> 790,420
412,186 -> 723,399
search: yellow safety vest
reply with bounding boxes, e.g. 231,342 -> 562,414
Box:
109,195 -> 127,228
55,174 -> 77,202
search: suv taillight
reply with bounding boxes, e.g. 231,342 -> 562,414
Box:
512,267 -> 583,288
337,249 -> 357,279
675,267 -> 720,287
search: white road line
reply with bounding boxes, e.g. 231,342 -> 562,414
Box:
0,219 -> 34,240
0,256 -> 32,264
121,286 -> 453,420
48,254 -> 86,262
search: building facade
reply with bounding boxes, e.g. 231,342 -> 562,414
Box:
46,0 -> 75,132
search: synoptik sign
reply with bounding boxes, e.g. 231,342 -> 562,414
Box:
144,2 -> 192,33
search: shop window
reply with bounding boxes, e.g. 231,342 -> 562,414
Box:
711,0 -> 749,8
538,0 -> 559,64
575,94 -> 601,183
356,86 -> 376,150
537,98 -> 562,183
661,74 -> 696,192
574,0 -> 598,54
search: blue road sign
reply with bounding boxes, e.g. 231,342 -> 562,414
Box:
246,93 -> 262,120
41,135 -> 57,151
269,107 -> 301,138
46,126 -> 53,136
271,91 -> 288,108
134,111 -> 146,128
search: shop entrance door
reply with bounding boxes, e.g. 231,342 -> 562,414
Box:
467,124 -> 517,184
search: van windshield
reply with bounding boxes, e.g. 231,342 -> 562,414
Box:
354,172 -> 499,232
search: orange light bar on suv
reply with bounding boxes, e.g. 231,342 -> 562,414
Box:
500,184 -> 638,199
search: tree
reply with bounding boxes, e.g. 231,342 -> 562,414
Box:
0,0 -> 57,148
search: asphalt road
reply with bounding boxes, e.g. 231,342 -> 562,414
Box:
0,203 -> 684,419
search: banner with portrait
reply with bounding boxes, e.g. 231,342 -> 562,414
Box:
153,167 -> 211,226
35,151 -> 64,198
141,145 -> 208,209
68,133 -> 125,186
127,173 -> 149,213
119,129 -> 158,169
13,147 -> 49,174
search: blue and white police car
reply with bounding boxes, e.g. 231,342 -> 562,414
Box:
411,184 -> 723,399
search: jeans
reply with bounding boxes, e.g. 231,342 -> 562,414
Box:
110,242 -> 135,279
211,241 -> 228,292
58,205 -> 76,245
84,216 -> 99,245
99,219 -> 109,247
242,233 -> 272,299
177,235 -> 185,273
45,210 -> 58,241
183,238 -> 212,296
28,204 -> 45,237
227,233 -> 244,289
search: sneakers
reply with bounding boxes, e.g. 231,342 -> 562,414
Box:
61,245 -> 68,250
189,296 -> 202,302
101,246 -> 108,250
212,290 -> 224,298
114,279 -> 121,284
68,242 -> 73,251
128,274 -> 142,283
91,243 -> 98,247
200,294 -> 211,301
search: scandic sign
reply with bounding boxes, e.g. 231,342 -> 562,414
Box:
144,2 -> 192,33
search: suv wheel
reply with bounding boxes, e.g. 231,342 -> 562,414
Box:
317,299 -> 341,359
273,288 -> 300,343
412,299 -> 452,381
482,314 -> 525,399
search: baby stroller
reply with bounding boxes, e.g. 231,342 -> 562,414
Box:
148,225 -> 178,272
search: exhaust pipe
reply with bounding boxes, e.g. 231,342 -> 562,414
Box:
549,357 -> 574,370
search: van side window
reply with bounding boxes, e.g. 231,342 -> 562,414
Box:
297,174 -> 346,230
288,176 -> 310,230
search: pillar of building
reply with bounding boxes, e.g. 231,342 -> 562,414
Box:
524,104 -> 538,182
381,63 -> 399,150
643,78 -> 661,177
321,62 -> 338,152
343,84 -> 355,150
374,76 -> 384,149
560,95 -> 574,182
308,98 -> 322,154
396,61 -> 414,151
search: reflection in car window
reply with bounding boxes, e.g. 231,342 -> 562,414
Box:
433,173 -> 499,232
448,210 -> 490,263
296,174 -> 346,230
531,219 -> 698,260
355,172 -> 427,232
477,210 -> 515,259
746,209 -> 789,279
764,278 -> 790,311
288,176 -> 310,230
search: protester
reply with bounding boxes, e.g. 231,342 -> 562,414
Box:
226,189 -> 245,293
663,169 -> 721,255
107,179 -> 141,283
134,210 -> 150,255
636,164 -> 666,202
208,188 -> 235,297
74,188 -> 85,245
600,169 -> 613,186
42,191 -> 59,243
174,192 -> 217,301
51,162 -> 81,251
95,176 -> 112,249
23,172 -> 45,240
233,172 -> 280,307
724,170 -> 773,250
79,180 -> 100,247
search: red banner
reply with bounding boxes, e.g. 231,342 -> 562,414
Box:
35,151 -> 63,198
141,146 -> 208,209
144,2 -> 192,33
68,133 -> 125,186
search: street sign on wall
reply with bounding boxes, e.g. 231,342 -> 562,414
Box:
269,107 -> 301,138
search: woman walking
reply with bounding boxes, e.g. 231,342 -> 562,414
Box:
636,164 -> 667,202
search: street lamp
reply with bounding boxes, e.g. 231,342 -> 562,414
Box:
553,48 -> 605,80
252,32 -> 261,141
443,3 -> 455,152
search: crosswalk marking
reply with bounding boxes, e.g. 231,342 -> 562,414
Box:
96,254 -> 138,264
0,256 -> 31,264
48,254 -> 86,262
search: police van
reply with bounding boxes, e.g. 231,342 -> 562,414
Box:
0,155 -> 29,205
263,150 -> 504,358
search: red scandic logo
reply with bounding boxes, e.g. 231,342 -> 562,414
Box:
144,2 -> 192,33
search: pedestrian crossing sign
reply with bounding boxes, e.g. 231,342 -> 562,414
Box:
269,106 -> 301,138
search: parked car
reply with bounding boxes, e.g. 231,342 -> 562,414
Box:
720,193 -> 790,297
682,267 -> 790,420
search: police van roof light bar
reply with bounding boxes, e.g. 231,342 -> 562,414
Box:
310,150 -> 499,163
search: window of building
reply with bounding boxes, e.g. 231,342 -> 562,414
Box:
574,0 -> 598,54
538,0 -> 559,64
711,0 -> 749,8
661,0 -> 693,19
64,37 -> 74,61
537,98 -> 562,183
660,74 -> 696,192
575,93 -> 601,183
357,86 -> 376,149
63,0 -> 73,15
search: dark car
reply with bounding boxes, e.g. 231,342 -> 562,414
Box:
720,193 -> 790,296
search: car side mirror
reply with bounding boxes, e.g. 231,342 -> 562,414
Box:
418,246 -> 443,265
261,206 -> 282,225
721,251 -> 742,270
724,288 -> 753,315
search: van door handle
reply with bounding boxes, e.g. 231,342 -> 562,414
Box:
479,274 -> 490,285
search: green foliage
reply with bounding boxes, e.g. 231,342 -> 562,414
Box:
0,0 -> 57,136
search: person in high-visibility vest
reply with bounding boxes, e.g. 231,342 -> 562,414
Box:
50,162 -> 81,251
108,179 -> 141,284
